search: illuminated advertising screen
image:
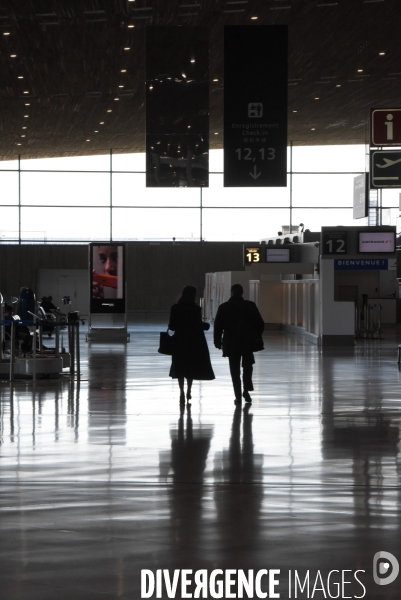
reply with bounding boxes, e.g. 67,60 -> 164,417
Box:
90,243 -> 125,313
358,231 -> 395,253
266,248 -> 290,263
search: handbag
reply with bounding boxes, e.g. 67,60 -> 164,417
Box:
251,334 -> 264,352
158,327 -> 175,355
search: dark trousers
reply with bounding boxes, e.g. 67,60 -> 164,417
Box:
228,351 -> 254,398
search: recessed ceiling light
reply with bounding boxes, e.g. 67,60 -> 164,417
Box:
293,110 -> 297,113
182,73 -> 186,78
336,84 -> 341,87
22,126 -> 27,129
114,97 -> 119,100
21,135 -> 25,137
17,143 -> 21,145
315,97 -> 319,100
311,128 -> 316,130
118,85 -> 124,88
187,125 -> 191,128
214,132 -> 218,135
190,59 -> 195,63
3,32 -> 10,36
107,109 -> 112,112
25,103 -> 30,106
100,121 -> 104,124
379,52 -> 385,56
94,130 -> 98,133
121,69 -> 127,73
213,78 -> 219,82
128,24 -> 135,28
23,91 -> 29,94
86,139 -> 90,142
124,47 -> 130,50
18,76 -> 23,79
357,69 -> 363,72
24,115 -> 29,118
10,54 -> 17,57
149,86 -> 153,90
251,16 -> 258,19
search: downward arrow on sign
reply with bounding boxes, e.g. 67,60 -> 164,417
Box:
249,166 -> 261,180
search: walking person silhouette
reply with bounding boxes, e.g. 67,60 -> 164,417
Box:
214,284 -> 264,404
169,286 -> 215,404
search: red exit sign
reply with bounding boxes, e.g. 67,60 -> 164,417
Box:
371,108 -> 401,146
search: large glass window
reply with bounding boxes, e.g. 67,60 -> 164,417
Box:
112,174 -> 200,207
292,144 -> 366,173
1,145 -> 395,243
21,172 -> 110,206
203,175 -> 290,207
202,208 -> 290,241
112,208 -> 200,240
292,208 -> 355,231
292,174 -> 359,207
0,207 -> 19,241
0,171 -> 19,205
21,207 -> 110,242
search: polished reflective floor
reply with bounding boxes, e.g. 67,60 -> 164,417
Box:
1,322 -> 401,599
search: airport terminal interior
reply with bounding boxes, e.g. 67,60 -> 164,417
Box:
1,1 -> 401,599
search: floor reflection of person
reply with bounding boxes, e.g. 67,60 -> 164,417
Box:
159,406 -> 214,566
169,286 -> 215,404
92,245 -> 119,299
213,405 -> 264,566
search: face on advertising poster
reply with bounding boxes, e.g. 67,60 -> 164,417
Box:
92,244 -> 124,300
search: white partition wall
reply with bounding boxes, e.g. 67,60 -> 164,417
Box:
320,259 -> 355,345
204,271 -> 253,321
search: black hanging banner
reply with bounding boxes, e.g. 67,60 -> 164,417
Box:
146,27 -> 209,188
224,26 -> 288,187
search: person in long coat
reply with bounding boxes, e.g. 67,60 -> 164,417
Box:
213,283 -> 264,404
169,286 -> 215,403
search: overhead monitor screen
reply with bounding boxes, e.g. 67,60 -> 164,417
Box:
266,248 -> 290,263
90,243 -> 125,313
358,231 -> 395,253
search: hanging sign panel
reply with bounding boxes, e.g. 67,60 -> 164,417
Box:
146,27 -> 209,188
353,173 -> 369,219
370,150 -> 401,188
224,25 -> 288,187
370,108 -> 401,146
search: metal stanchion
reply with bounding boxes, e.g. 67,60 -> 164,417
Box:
75,321 -> 80,380
9,320 -> 15,382
32,315 -> 37,382
378,304 -> 382,339
70,322 -> 75,377
55,325 -> 60,358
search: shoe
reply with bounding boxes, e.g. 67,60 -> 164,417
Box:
234,396 -> 242,404
179,392 -> 185,404
242,391 -> 252,403
186,391 -> 192,401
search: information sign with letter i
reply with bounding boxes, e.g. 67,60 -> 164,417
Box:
371,108 -> 401,146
